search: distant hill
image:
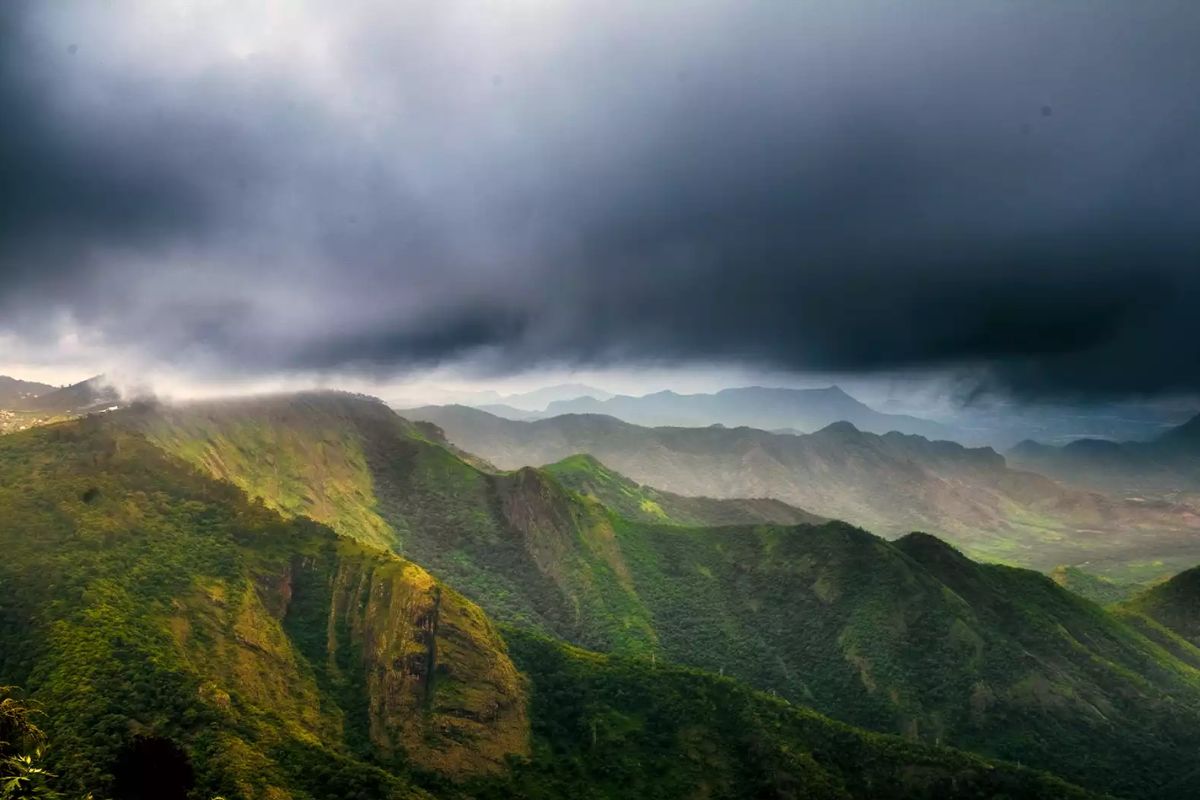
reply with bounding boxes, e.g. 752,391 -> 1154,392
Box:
1009,412 -> 1200,493
401,382 -> 612,411
473,402 -> 542,420
1120,565 -> 1200,649
0,375 -> 55,406
544,452 -> 825,527
406,404 -> 1200,575
937,398 -> 1192,449
540,385 -> 952,438
20,374 -> 121,414
1049,565 -> 1145,605
0,376 -> 65,434
496,382 -> 613,410
104,391 -> 1200,797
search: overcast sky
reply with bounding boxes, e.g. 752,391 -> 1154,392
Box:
2,1 -> 1198,401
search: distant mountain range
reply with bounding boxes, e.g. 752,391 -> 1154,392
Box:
497,382 -> 614,409
405,404 -> 1200,576
0,374 -> 121,414
929,398 -> 1195,448
392,382 -> 614,412
535,385 -> 951,438
23,375 -> 121,413
454,383 -> 1198,448
1009,413 -> 1200,493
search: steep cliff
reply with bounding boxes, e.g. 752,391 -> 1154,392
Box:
0,417 -> 527,799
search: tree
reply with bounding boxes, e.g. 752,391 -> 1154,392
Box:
0,688 -> 88,800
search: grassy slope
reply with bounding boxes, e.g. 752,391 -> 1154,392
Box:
132,394 -> 401,551
127,393 -> 1200,798
1050,565 -> 1145,605
1119,566 -> 1200,648
544,452 -> 825,526
0,418 -> 1104,800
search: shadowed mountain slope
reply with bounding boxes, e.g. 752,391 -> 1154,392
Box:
1120,566 -> 1200,649
1009,413 -> 1200,494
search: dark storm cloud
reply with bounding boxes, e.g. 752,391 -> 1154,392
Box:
0,5 -> 202,275
2,1 -> 1199,396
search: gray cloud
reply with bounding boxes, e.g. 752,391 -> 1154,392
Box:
1,1 -> 1198,397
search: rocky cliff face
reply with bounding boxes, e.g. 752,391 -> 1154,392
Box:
167,537 -> 530,784
319,549 -> 529,776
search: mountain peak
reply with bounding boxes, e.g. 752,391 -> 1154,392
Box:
813,420 -> 861,436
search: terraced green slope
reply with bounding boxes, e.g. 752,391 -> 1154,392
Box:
122,393 -> 1200,798
0,416 -> 1100,800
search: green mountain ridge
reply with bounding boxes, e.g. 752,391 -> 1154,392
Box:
0,412 -> 1101,799
103,392 -> 1200,798
1049,566 -> 1146,605
543,452 -> 826,527
1120,565 -> 1200,649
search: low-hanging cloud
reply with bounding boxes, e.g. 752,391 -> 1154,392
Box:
1,0 -> 1198,398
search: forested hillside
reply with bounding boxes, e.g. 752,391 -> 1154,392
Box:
0,414 -> 1102,800
107,392 -> 1200,798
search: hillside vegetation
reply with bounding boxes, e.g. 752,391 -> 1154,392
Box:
1050,566 -> 1145,605
115,392 -> 1200,798
0,417 -> 530,799
1120,566 -> 1200,648
544,452 -> 825,526
0,415 -> 1104,799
